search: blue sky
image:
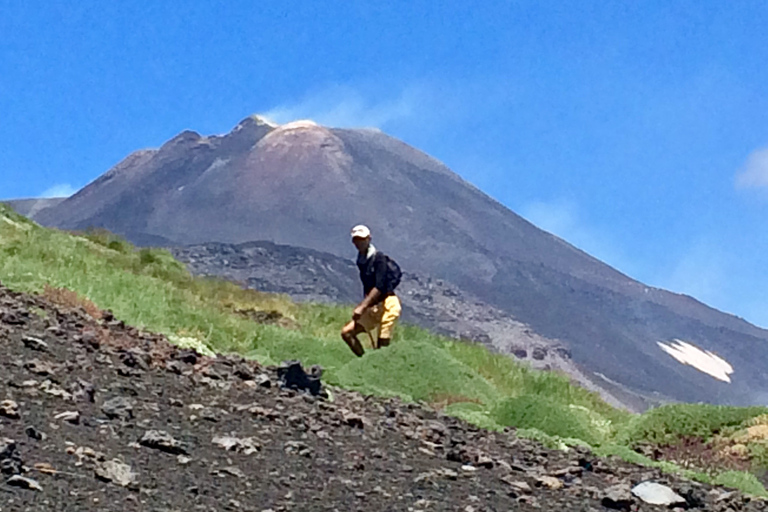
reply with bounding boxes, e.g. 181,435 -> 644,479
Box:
2,1 -> 768,326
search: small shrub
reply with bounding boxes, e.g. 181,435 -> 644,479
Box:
748,442 -> 768,469
78,228 -> 134,254
167,334 -> 216,357
617,404 -> 768,447
42,284 -> 103,320
430,393 -> 483,410
492,395 -> 603,446
714,471 -> 768,497
443,403 -> 503,432
334,340 -> 499,404
516,428 -> 591,451
135,248 -> 189,282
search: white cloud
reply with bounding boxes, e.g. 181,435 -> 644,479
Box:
735,148 -> 768,189
261,84 -> 422,130
38,184 -> 77,198
259,77 -> 515,137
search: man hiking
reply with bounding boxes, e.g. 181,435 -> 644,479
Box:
341,224 -> 402,357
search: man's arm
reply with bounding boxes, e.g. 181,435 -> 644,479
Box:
353,287 -> 382,320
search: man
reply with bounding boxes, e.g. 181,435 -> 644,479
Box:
340,224 -> 402,357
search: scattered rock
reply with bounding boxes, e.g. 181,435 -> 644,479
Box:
39,379 -> 73,400
54,410 -> 81,424
0,399 -> 20,419
6,474 -> 43,491
233,364 -> 255,381
341,409 -> 365,428
120,350 -> 149,370
601,483 -> 633,510
439,468 -> 459,480
24,426 -> 45,441
33,462 -> 56,475
284,440 -> 312,457
95,459 -> 138,488
21,335 -> 48,352
139,430 -> 188,455
1,439 -> 22,475
212,466 -> 246,479
176,349 -> 198,365
500,475 -> 532,494
212,435 -> 261,455
476,454 -> 494,468
715,490 -> 738,502
24,358 -> 57,376
631,481 -> 687,507
255,374 -> 272,388
71,379 -> 96,402
199,407 -> 223,422
102,396 -> 134,420
534,475 -> 564,490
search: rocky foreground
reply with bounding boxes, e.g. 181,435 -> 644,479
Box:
0,284 -> 764,511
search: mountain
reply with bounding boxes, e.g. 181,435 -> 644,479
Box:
20,115 -> 768,409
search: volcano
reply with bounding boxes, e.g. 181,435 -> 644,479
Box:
21,115 -> 768,410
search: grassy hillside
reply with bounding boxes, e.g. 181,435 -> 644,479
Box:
2,202 -> 768,495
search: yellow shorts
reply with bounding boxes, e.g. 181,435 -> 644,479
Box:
357,295 -> 402,342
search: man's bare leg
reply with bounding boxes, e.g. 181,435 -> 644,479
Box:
341,321 -> 365,357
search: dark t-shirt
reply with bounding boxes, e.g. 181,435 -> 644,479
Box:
357,251 -> 392,304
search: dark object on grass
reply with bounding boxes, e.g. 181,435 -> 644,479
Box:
277,361 -> 323,396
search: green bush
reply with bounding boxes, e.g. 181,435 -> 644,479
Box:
492,394 -> 604,446
443,402 -> 503,431
517,427 -> 592,451
748,442 -> 768,469
334,340 -> 499,404
616,404 -> 768,447
714,471 -> 768,497
79,228 -> 134,254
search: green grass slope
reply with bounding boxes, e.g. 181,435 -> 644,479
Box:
1,202 -> 767,496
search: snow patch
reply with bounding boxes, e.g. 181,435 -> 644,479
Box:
657,339 -> 734,383
277,119 -> 320,131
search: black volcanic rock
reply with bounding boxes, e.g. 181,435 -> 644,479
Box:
29,116 -> 768,409
2,283 -> 761,511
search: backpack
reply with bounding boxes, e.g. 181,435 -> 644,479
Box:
383,254 -> 402,293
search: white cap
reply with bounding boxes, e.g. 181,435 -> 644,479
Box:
350,224 -> 371,239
